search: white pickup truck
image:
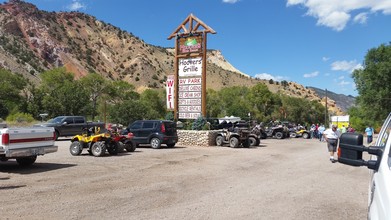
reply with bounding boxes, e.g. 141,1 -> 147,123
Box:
338,113 -> 391,219
0,124 -> 58,166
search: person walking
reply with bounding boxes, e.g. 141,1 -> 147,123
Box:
323,124 -> 341,163
365,125 -> 375,144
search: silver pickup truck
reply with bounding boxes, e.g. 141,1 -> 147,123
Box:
0,125 -> 58,166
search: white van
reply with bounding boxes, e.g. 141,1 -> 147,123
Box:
338,113 -> 391,219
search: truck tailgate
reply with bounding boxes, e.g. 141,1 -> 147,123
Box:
1,127 -> 57,157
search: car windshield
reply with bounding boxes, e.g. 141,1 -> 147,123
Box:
47,116 -> 65,123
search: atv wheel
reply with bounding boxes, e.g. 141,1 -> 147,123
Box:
229,137 -> 239,148
91,141 -> 106,157
242,139 -> 251,148
248,137 -> 259,146
215,135 -> 224,146
275,132 -> 284,139
107,142 -> 118,155
150,137 -> 161,149
70,141 -> 83,156
290,132 -> 297,138
125,143 -> 136,152
302,132 -> 310,139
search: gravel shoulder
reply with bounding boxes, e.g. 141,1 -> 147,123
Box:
0,137 -> 369,220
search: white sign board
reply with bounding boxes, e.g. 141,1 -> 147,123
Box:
178,76 -> 202,119
178,57 -> 202,77
166,75 -> 175,110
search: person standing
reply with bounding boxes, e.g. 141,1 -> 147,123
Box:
318,124 -> 325,141
365,125 -> 375,144
341,125 -> 347,133
323,124 -> 341,163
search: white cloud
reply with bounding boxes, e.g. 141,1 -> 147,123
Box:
353,12 -> 368,24
322,57 -> 330,62
331,60 -> 362,73
286,0 -> 391,31
338,76 -> 344,80
254,73 -> 286,81
303,71 -> 319,78
222,0 -> 240,3
67,0 -> 86,11
338,80 -> 350,86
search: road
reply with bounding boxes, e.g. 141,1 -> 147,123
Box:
0,137 -> 369,220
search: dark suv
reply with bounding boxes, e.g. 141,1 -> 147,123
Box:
122,120 -> 178,149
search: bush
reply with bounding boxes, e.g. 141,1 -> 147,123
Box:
192,116 -> 206,130
6,112 -> 35,123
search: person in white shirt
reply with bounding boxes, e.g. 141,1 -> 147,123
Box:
323,124 -> 341,163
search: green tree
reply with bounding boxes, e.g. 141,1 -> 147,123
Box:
0,68 -> 27,118
140,89 -> 166,119
108,99 -> 148,125
37,68 -> 90,118
79,73 -> 109,120
106,80 -> 139,104
246,83 -> 278,122
352,43 -> 391,123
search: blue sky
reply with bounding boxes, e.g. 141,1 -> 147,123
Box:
20,0 -> 391,96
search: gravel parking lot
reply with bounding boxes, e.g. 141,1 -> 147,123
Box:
1,137 -> 369,220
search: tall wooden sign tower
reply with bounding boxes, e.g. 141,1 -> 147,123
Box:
167,14 -> 216,120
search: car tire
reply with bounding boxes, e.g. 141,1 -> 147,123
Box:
166,143 -> 176,148
70,141 -> 83,156
150,137 -> 161,149
91,141 -> 106,157
229,137 -> 239,148
16,156 -> 37,166
55,130 -> 60,140
216,135 -> 224,146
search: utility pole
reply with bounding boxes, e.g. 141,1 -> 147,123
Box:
325,89 -> 328,126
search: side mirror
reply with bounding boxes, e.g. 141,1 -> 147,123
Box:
62,122 -> 68,125
338,133 -> 383,171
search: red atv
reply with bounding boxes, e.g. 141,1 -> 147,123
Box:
107,125 -> 136,152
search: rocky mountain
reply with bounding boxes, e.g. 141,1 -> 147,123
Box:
0,0 -> 352,114
308,87 -> 356,112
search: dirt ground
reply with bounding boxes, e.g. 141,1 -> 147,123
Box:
0,137 -> 369,220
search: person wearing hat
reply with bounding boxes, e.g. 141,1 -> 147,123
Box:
323,124 -> 341,163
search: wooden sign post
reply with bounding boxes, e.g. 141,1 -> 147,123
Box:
167,14 -> 216,120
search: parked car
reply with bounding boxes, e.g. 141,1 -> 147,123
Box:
122,120 -> 178,149
34,116 -> 105,140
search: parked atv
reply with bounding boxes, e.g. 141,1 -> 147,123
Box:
215,126 -> 251,148
264,123 -> 288,139
248,124 -> 268,146
69,127 -> 118,157
107,127 -> 136,152
290,129 -> 310,139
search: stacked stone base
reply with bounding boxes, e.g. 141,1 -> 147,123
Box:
177,130 -> 220,147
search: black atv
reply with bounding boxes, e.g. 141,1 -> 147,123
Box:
215,124 -> 251,148
264,122 -> 289,139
